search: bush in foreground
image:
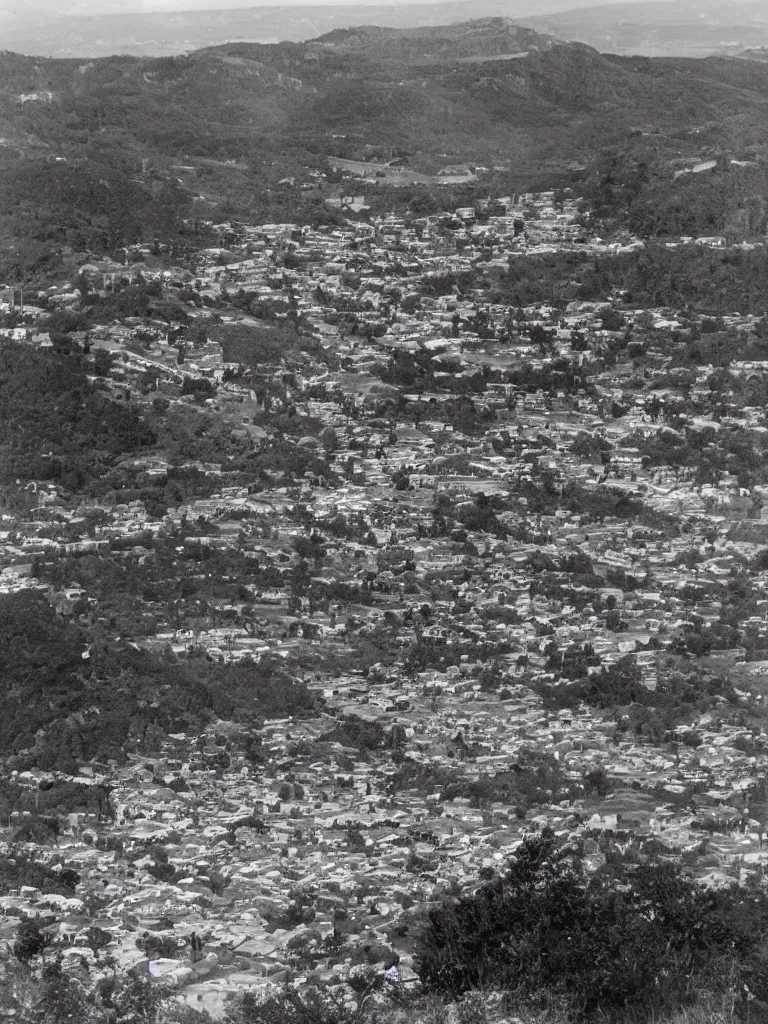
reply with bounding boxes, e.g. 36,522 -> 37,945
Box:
414,829 -> 768,1021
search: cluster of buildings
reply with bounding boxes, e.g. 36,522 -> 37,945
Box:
2,190 -> 768,1015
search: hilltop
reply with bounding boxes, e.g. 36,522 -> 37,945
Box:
0,0 -> 653,59
6,23 -> 768,161
4,0 -> 768,61
311,18 -> 556,62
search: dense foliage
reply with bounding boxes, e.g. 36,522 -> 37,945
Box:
392,749 -> 578,814
582,149 -> 768,239
415,830 -> 768,1020
0,158 -> 194,266
0,590 -> 320,769
0,344 -> 155,488
469,244 -> 768,315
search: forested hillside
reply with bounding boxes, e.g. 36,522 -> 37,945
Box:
2,23 -> 768,280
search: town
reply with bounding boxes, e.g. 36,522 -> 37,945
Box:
2,183 -> 768,1018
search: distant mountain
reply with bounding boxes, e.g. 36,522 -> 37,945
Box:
0,1 -> 556,59
5,0 -> 768,61
4,23 -> 767,166
311,20 -> 556,63
521,0 -> 768,58
0,0 -> 691,60
2,19 -> 768,279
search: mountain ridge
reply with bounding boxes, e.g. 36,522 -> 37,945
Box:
308,18 -> 558,62
5,0 -> 768,60
3,26 -> 768,164
0,1 -> 566,59
2,21 -> 768,280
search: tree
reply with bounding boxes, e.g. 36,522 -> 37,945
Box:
294,534 -> 326,569
181,376 -> 215,399
319,427 -> 339,457
582,766 -> 611,797
93,349 -> 115,377
605,608 -> 627,632
13,917 -> 51,962
599,308 -> 626,332
529,323 -> 554,352
25,960 -> 93,1024
98,972 -> 167,1024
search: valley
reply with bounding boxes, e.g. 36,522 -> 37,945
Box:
2,17 -> 768,1024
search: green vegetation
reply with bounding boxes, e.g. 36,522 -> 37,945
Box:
0,154 -> 205,282
415,829 -> 768,1020
13,919 -> 52,963
392,748 -> 578,813
320,715 -> 388,753
535,655 -> 741,745
0,590 -> 320,770
1,964 -> 204,1024
0,344 -> 156,488
466,244 -> 768,316
211,321 -> 324,368
0,853 -> 80,897
582,149 -> 768,239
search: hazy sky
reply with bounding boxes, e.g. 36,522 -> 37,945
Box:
0,0 -> 463,11
1,0 -> 672,14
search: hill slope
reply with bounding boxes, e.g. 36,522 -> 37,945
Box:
2,23 -> 768,278
4,27 -> 768,162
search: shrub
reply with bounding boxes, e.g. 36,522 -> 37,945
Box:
414,829 -> 768,1020
14,917 -> 51,962
0,852 -> 80,896
223,986 -> 352,1024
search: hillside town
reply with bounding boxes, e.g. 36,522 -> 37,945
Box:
2,187 -> 768,1017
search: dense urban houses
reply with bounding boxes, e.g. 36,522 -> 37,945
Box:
2,186 -> 768,1018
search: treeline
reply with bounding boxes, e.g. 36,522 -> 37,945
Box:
0,590 -> 320,772
581,147 -> 768,239
471,244 -> 768,315
0,344 -> 156,489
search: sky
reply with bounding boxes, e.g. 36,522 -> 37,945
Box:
0,0 -> 673,14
